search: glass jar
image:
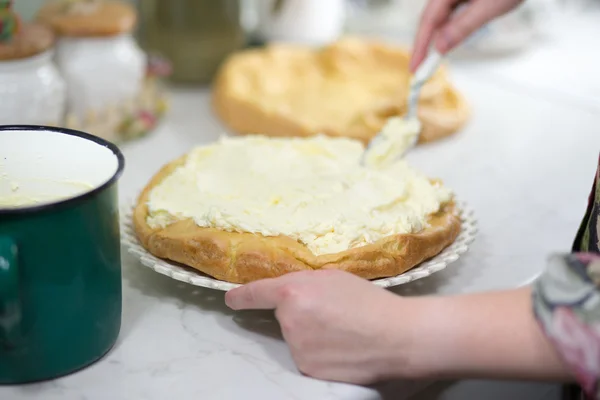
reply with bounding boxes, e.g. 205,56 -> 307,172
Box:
345,0 -> 425,45
254,0 -> 346,45
137,0 -> 245,85
0,50 -> 66,126
55,34 -> 146,120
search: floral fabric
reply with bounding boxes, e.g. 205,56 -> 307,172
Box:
533,154 -> 600,399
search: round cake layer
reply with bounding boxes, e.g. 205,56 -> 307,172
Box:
144,135 -> 453,256
212,38 -> 470,144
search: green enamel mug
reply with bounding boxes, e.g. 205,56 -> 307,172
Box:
0,126 -> 125,384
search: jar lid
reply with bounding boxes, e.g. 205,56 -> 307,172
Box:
36,0 -> 137,38
0,1 -> 55,61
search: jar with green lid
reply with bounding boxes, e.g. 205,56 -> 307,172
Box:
137,0 -> 245,85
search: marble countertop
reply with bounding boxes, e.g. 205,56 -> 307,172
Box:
3,10 -> 600,400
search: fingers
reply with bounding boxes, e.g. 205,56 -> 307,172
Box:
225,278 -> 282,310
410,0 -> 458,72
434,1 -> 497,53
436,0 -> 523,53
225,270 -> 345,311
411,0 -> 523,71
225,271 -> 311,310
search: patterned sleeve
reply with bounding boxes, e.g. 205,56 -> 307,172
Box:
533,253 -> 600,399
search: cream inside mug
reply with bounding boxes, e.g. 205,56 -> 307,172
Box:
0,128 -> 119,208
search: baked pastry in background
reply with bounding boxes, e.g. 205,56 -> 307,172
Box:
212,38 -> 470,144
134,135 -> 461,284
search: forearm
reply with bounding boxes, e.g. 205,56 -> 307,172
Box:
402,287 -> 573,381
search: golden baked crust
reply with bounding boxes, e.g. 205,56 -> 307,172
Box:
0,23 -> 55,61
133,155 -> 462,284
36,0 -> 137,37
212,38 -> 470,145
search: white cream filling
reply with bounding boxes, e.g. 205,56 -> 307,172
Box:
146,134 -> 453,256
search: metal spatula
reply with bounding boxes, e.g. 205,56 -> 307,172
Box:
361,49 -> 444,167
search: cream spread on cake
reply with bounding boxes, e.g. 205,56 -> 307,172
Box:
146,134 -> 452,255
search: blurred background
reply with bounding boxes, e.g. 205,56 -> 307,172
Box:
5,0 -> 598,143
13,0 -> 592,85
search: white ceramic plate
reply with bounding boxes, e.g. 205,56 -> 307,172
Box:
121,201 -> 478,291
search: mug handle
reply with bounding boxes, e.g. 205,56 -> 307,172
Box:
0,236 -> 21,346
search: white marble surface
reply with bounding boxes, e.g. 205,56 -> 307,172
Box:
3,11 -> 600,400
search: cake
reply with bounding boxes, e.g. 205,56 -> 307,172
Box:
212,38 -> 470,145
133,134 -> 461,284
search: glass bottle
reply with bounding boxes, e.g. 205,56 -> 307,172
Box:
137,0 -> 245,85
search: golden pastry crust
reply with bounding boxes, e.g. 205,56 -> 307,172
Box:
0,23 -> 55,61
133,155 -> 462,284
36,0 -> 136,37
212,38 -> 471,145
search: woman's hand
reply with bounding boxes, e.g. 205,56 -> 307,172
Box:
225,269 -> 415,384
410,0 -> 525,71
225,270 -> 571,385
